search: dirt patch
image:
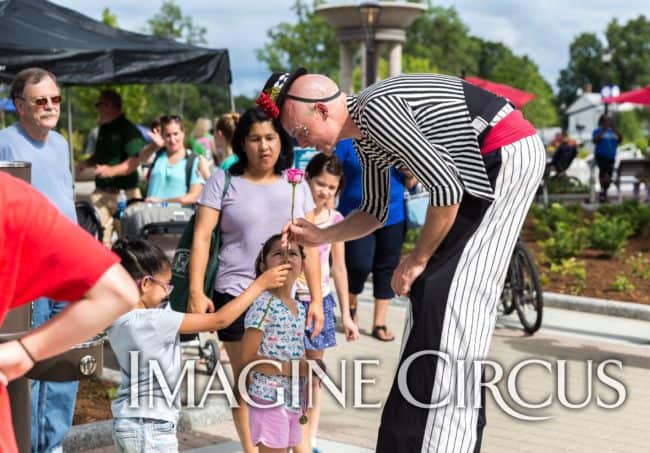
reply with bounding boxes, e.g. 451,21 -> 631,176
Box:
73,379 -> 116,425
525,235 -> 650,305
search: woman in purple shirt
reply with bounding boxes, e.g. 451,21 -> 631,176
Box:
188,107 -> 323,452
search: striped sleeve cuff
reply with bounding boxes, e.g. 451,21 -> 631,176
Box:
429,183 -> 464,206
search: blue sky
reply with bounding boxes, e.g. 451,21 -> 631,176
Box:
51,0 -> 648,97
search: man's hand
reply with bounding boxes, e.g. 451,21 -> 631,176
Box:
0,340 -> 35,384
94,164 -> 114,179
282,218 -> 327,248
188,291 -> 215,314
306,302 -> 324,339
391,254 -> 428,297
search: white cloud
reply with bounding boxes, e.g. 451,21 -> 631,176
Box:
49,1 -> 649,96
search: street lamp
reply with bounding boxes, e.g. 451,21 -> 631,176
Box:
360,1 -> 381,88
600,50 -> 619,114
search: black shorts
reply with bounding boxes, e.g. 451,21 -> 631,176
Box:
213,291 -> 246,342
345,221 -> 406,299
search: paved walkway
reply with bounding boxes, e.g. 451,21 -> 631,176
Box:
79,285 -> 650,453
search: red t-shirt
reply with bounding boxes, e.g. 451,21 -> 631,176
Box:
0,172 -> 119,453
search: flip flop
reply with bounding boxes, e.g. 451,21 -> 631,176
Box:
371,325 -> 395,342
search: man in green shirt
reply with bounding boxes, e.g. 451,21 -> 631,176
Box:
79,90 -> 145,245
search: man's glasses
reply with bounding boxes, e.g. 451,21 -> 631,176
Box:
144,275 -> 174,295
19,95 -> 62,107
290,124 -> 310,139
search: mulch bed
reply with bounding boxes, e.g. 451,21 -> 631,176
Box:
73,379 -> 116,425
523,235 -> 650,305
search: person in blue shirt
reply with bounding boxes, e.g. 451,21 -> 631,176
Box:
140,115 -> 208,206
592,114 -> 623,202
335,138 -> 416,341
0,67 -> 78,453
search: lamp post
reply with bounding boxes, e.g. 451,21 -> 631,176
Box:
360,1 -> 381,88
600,51 -> 619,114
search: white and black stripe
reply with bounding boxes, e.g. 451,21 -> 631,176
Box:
348,73 -> 510,224
375,134 -> 546,453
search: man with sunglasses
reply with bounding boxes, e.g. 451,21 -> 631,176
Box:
0,67 -> 81,453
78,89 -> 145,246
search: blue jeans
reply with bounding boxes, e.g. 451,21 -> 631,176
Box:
113,417 -> 178,453
30,298 -> 79,453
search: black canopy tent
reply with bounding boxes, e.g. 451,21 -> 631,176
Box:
0,0 -> 231,86
0,0 -> 233,179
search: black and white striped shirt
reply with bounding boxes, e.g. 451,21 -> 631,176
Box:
348,73 -> 509,224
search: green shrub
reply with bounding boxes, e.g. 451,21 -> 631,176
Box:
611,275 -> 635,293
627,253 -> 650,280
546,177 -> 589,194
588,213 -> 633,256
531,203 -> 585,237
597,201 -> 650,237
537,221 -> 588,263
549,257 -> 586,295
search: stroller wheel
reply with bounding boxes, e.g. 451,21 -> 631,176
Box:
202,339 -> 220,375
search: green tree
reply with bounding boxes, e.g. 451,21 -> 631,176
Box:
557,33 -> 607,109
101,7 -> 118,28
557,16 -> 650,109
144,1 -> 232,118
481,45 -> 558,127
605,15 -> 650,90
256,0 -> 338,77
405,5 -> 479,77
146,0 -> 206,45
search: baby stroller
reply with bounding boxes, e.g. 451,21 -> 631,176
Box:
139,221 -> 220,375
75,200 -> 103,243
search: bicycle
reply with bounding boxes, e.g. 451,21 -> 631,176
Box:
500,240 -> 543,334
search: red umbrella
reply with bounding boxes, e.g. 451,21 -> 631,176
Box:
464,76 -> 536,108
603,85 -> 650,105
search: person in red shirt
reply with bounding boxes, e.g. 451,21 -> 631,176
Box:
0,172 -> 138,453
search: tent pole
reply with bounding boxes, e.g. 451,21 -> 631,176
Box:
228,84 -> 235,112
66,87 -> 75,185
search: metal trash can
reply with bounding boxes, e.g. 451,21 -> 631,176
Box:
0,161 -> 106,452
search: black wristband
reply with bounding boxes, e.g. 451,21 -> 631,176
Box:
17,338 -> 36,364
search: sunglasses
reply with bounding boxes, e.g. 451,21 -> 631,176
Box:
160,114 -> 183,125
20,95 -> 62,107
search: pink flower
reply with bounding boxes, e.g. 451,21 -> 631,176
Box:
287,168 -> 305,185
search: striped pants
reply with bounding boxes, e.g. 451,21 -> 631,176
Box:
376,135 -> 546,453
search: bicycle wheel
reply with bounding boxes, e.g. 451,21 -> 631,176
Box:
511,243 -> 543,334
500,266 -> 517,315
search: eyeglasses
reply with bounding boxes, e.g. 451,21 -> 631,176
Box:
160,115 -> 183,125
290,124 -> 310,139
18,95 -> 62,107
143,275 -> 174,295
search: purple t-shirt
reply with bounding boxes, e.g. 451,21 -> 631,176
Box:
199,168 -> 315,296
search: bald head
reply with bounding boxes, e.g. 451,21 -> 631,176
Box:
288,74 -> 340,99
278,74 -> 351,152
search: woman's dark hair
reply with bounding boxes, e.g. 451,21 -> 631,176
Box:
254,234 -> 305,277
112,237 -> 171,280
229,107 -> 294,176
305,153 -> 346,195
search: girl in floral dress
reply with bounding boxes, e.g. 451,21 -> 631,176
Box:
241,234 -> 310,452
